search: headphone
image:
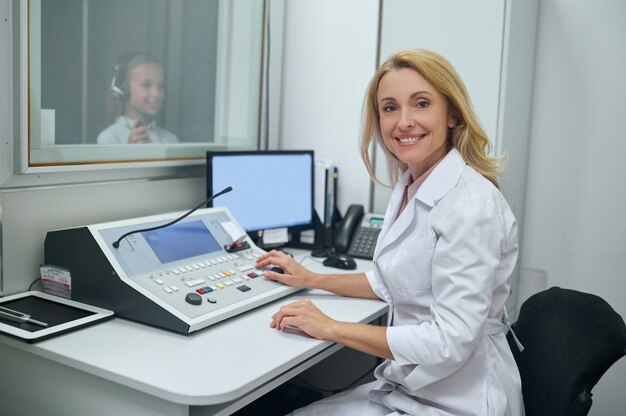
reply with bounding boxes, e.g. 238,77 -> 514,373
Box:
110,52 -> 140,101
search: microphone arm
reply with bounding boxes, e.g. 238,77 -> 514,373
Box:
112,186 -> 233,249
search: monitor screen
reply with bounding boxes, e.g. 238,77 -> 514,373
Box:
206,151 -> 314,233
142,219 -> 222,264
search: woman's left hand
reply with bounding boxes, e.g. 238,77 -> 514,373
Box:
270,298 -> 337,340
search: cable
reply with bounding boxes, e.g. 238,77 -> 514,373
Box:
112,186 -> 232,248
299,255 -> 324,265
28,278 -> 41,291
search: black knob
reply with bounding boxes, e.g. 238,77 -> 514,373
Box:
185,292 -> 202,305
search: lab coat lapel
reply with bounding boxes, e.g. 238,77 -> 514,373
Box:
379,189 -> 418,253
414,148 -> 466,208
373,170 -> 411,260
374,149 -> 467,257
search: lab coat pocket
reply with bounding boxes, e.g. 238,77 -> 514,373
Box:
388,235 -> 435,292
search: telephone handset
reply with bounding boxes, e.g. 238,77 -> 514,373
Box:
334,204 -> 364,253
334,204 -> 384,259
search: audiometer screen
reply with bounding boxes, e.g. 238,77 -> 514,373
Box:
143,220 -> 221,264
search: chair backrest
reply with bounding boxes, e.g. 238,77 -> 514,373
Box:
507,287 -> 626,416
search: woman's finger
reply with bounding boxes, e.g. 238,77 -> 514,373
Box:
279,316 -> 299,331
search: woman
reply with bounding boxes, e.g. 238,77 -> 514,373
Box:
256,49 -> 524,415
97,52 -> 179,144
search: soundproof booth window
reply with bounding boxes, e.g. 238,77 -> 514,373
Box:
206,151 -> 315,242
22,0 -> 264,168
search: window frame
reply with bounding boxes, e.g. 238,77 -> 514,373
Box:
17,0 -> 268,176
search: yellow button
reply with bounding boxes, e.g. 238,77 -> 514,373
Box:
223,271 -> 232,276
215,282 -> 225,289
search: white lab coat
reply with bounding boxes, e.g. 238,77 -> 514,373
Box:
293,148 -> 524,416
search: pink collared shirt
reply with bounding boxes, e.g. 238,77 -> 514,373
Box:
396,158 -> 443,219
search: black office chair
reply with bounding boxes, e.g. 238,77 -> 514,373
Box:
507,287 -> 626,416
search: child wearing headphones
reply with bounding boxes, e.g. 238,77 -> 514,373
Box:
97,52 -> 179,144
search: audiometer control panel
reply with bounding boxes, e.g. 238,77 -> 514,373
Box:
54,207 -> 302,333
130,247 -> 278,319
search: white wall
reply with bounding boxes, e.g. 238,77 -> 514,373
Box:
522,0 -> 626,414
278,0 -> 379,213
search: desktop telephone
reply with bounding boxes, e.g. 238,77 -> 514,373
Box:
334,205 -> 384,260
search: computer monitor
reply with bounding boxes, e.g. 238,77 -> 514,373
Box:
206,150 -> 315,236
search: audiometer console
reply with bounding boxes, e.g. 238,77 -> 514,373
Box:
44,207 -> 299,334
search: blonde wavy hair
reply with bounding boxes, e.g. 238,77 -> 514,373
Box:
360,49 -> 504,189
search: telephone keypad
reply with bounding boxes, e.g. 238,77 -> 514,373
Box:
347,226 -> 381,259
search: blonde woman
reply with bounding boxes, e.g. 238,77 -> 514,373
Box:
257,49 -> 524,416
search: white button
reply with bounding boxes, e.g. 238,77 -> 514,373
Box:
203,261 -> 212,267
237,264 -> 254,272
192,264 -> 200,270
223,279 -> 234,286
184,279 -> 205,287
185,266 -> 194,272
170,285 -> 179,292
242,275 -> 250,281
233,277 -> 242,283
212,274 -> 221,280
163,287 -> 173,293
154,279 -> 164,285
210,259 -> 219,265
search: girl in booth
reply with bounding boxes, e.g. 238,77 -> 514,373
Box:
97,52 -> 179,144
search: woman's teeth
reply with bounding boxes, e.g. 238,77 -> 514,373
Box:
398,136 -> 423,143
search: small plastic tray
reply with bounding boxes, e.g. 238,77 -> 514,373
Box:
0,291 -> 114,343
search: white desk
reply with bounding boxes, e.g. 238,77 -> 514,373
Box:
0,252 -> 387,416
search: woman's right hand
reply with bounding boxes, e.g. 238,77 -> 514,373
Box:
255,250 -> 317,289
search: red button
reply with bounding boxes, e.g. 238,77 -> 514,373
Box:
196,289 -> 206,294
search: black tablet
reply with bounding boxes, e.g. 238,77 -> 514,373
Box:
0,291 -> 114,343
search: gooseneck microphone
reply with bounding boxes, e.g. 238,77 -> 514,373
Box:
112,186 -> 233,249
